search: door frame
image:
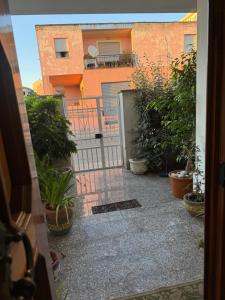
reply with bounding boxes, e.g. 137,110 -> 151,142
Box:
205,0 -> 225,299
5,0 -> 225,297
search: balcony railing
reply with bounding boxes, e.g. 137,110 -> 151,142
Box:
84,53 -> 136,70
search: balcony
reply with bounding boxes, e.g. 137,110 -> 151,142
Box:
84,53 -> 136,70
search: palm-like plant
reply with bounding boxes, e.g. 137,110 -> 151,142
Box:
36,157 -> 75,225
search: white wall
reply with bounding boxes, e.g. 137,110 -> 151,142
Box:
196,0 -> 209,183
119,90 -> 138,169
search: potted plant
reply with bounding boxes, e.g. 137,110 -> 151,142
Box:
37,158 -> 75,235
149,51 -> 196,197
25,95 -> 77,168
183,148 -> 205,216
169,143 -> 194,199
129,158 -> 148,175
167,51 -> 196,198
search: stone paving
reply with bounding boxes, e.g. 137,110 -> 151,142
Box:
48,168 -> 204,300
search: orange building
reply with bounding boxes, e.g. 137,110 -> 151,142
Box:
36,22 -> 196,99
32,79 -> 44,95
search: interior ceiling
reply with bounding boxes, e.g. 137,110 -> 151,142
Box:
9,0 -> 196,15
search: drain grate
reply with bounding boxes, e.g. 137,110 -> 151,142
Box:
92,199 -> 141,214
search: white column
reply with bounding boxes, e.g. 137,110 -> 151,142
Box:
119,90 -> 138,169
196,0 -> 209,184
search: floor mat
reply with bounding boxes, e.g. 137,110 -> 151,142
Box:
92,199 -> 141,214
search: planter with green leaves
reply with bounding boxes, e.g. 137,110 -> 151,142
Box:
168,145 -> 194,198
25,95 -> 77,167
37,159 -> 75,235
150,51 -> 197,197
183,193 -> 204,216
168,51 -> 196,198
169,171 -> 193,199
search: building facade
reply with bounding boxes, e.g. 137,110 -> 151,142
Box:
36,22 -> 196,98
32,79 -> 44,95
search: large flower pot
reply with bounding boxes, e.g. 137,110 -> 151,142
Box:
129,158 -> 148,175
169,170 -> 192,199
45,206 -> 74,235
183,193 -> 205,217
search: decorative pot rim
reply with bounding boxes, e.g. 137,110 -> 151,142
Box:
169,170 -> 193,180
129,158 -> 147,163
45,203 -> 74,212
183,192 -> 205,204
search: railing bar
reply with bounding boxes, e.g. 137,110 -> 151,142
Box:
76,150 -> 81,172
107,145 -> 111,168
76,144 -> 120,151
105,146 -> 109,168
80,149 -> 85,171
109,146 -> 113,168
86,148 -> 90,170
116,145 -> 119,166
86,108 -> 91,139
95,148 -> 99,169
91,103 -> 96,133
112,146 -> 115,167
74,165 -> 122,173
90,147 -> 95,170
93,169 -> 97,193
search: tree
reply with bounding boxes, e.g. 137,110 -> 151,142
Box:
26,95 -> 77,162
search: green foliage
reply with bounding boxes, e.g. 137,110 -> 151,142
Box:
192,146 -> 205,202
150,51 -> 196,166
132,62 -> 173,172
26,95 -> 77,162
36,156 -> 74,210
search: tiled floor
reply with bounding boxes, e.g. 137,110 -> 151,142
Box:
48,168 -> 204,300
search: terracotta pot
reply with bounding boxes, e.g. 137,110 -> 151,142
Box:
169,170 -> 192,199
183,193 -> 205,216
129,158 -> 148,175
45,206 -> 74,235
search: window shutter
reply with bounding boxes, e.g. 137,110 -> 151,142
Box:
184,34 -> 195,53
54,39 -> 68,52
98,42 -> 120,55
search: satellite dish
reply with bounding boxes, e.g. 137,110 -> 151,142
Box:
88,45 -> 98,58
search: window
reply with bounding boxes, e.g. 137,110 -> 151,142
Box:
98,42 -> 120,55
184,34 -> 196,53
55,86 -> 65,95
54,38 -> 69,58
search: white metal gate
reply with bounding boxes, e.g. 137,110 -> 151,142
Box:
63,96 -> 123,172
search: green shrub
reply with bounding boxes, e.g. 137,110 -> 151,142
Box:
132,62 -> 173,172
26,95 -> 77,162
36,156 -> 74,210
149,50 -> 196,170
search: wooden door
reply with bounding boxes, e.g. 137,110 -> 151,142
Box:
205,0 -> 225,299
0,0 -> 55,299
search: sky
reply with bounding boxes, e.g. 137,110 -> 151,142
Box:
12,13 -> 186,88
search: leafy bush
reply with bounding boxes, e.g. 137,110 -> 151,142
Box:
149,50 -> 196,170
26,96 -> 77,162
132,62 -> 173,172
36,156 -> 74,210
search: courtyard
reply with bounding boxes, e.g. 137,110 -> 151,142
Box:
49,168 -> 204,300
